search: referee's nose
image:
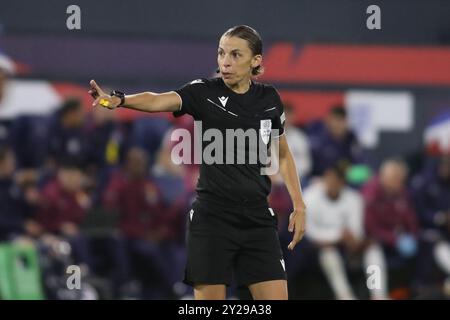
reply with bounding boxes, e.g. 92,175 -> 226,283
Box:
221,55 -> 232,69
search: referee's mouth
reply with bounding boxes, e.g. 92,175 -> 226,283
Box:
221,72 -> 233,79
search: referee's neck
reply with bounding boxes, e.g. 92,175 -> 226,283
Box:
226,79 -> 252,94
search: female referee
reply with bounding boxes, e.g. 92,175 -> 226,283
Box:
89,25 -> 306,300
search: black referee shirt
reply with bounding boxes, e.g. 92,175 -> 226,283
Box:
173,77 -> 285,206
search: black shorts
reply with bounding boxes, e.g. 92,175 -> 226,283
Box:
183,198 -> 287,288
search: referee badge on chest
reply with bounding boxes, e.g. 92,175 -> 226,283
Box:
260,119 -> 272,145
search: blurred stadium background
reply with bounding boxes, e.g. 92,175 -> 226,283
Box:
0,0 -> 449,300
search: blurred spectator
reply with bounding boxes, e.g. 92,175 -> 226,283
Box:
0,53 -> 14,104
85,106 -> 124,206
301,166 -> 365,299
0,146 -> 35,241
411,155 -> 450,295
0,52 -> 15,146
307,105 -> 364,177
0,146 -> 90,299
152,129 -> 188,205
0,53 -> 14,101
129,117 -> 172,166
47,98 -> 88,171
151,128 -> 198,247
103,147 -> 183,298
283,103 -> 312,179
33,159 -> 93,270
362,159 -> 419,299
9,115 -> 51,169
86,105 -> 123,170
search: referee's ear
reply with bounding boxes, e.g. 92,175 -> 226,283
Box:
251,55 -> 262,68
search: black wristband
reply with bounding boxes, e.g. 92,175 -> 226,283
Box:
110,90 -> 126,107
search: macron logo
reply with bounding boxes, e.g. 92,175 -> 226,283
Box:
218,96 -> 229,108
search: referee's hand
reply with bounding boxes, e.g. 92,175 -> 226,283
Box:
89,79 -> 121,109
287,207 -> 306,250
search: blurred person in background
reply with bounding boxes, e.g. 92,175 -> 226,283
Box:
411,155 -> 450,296
84,104 -> 124,206
9,114 -> 51,170
0,146 -> 40,242
277,102 -> 311,180
32,158 -> 93,272
0,52 -> 15,146
0,146 -> 88,299
46,98 -> 88,174
152,129 -> 198,248
152,129 -> 191,205
129,117 -> 172,168
150,132 -> 197,297
362,159 -> 419,299
0,53 -> 14,104
103,147 -> 182,299
297,165 -> 365,299
307,105 -> 364,177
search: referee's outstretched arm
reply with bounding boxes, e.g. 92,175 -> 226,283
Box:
89,80 -> 181,112
277,134 -> 307,251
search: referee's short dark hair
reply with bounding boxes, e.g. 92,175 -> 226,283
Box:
222,25 -> 264,76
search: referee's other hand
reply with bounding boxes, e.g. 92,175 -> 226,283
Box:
89,79 -> 121,109
287,207 -> 306,250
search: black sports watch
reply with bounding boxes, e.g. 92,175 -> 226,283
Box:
110,90 -> 126,107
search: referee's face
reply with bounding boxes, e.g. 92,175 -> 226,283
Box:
218,36 -> 261,88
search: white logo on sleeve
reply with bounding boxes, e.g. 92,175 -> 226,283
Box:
280,259 -> 286,271
189,209 -> 194,221
218,96 -> 229,107
190,79 -> 204,85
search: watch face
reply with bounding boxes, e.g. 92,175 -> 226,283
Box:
110,91 -> 125,107
111,91 -> 124,100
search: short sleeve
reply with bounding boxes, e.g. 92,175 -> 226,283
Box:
172,79 -> 206,119
271,88 -> 286,138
